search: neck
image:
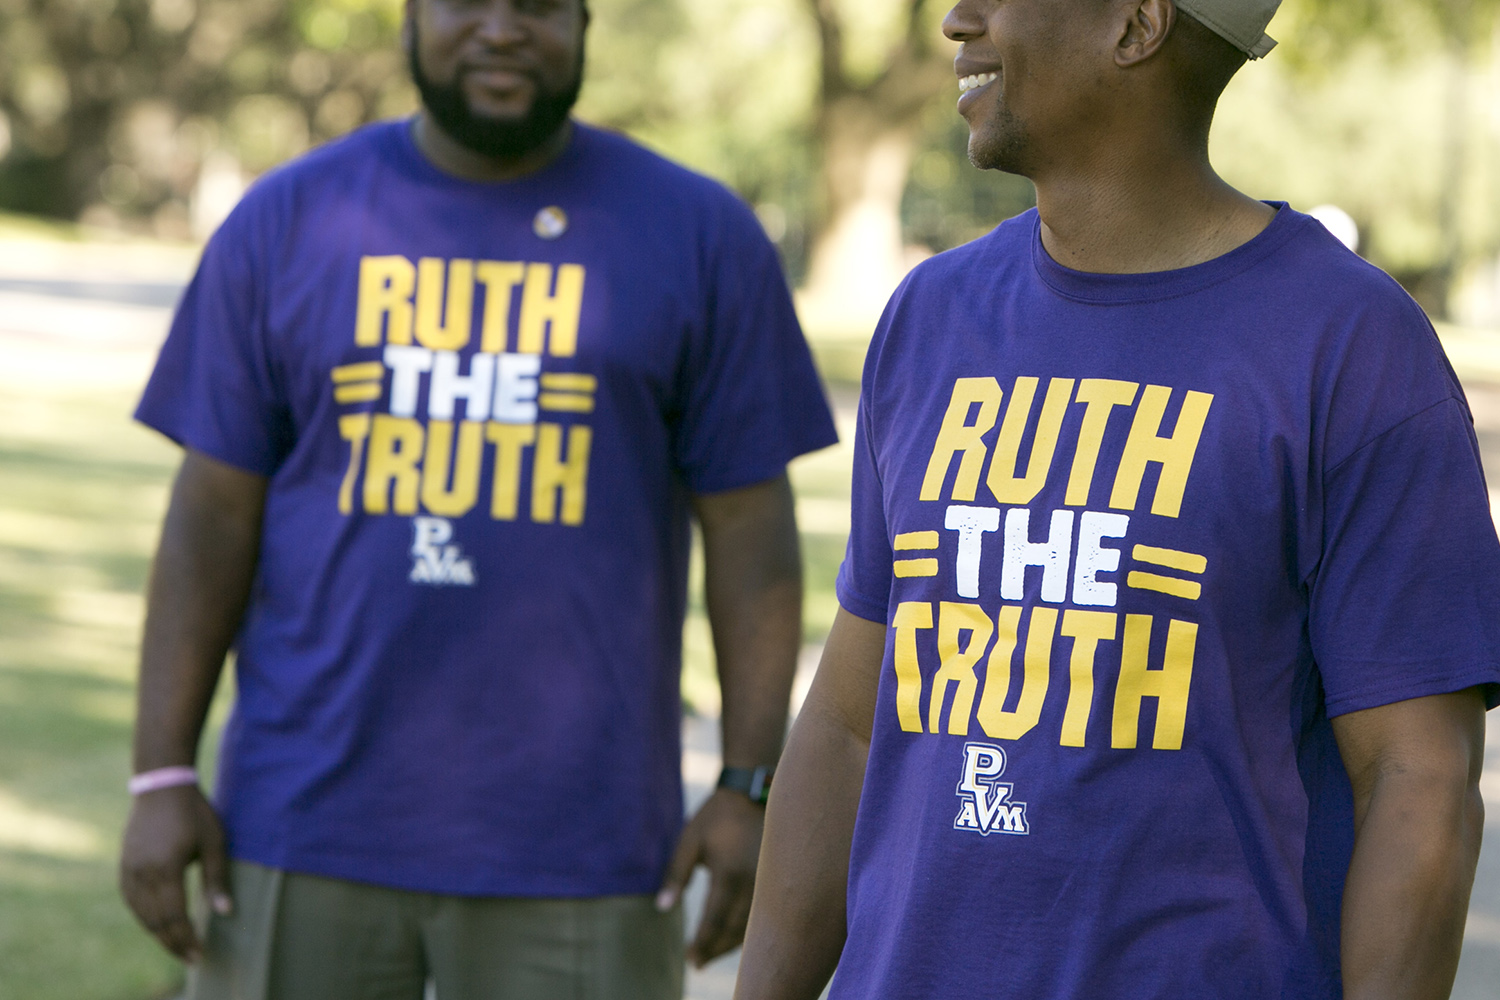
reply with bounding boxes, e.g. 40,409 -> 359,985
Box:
412,111 -> 573,182
1031,138 -> 1274,275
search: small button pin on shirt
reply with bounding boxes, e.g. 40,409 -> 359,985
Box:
534,206 -> 568,240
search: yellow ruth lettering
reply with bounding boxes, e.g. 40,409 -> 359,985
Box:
337,414 -> 371,515
363,414 -> 424,515
920,377 -> 1004,502
891,602 -> 933,733
517,263 -> 586,356
531,422 -> 591,525
1065,379 -> 1138,506
477,261 -> 526,353
486,422 -> 536,520
414,258 -> 474,352
355,255 -> 416,346
1111,615 -> 1198,750
1058,610 -> 1118,748
1109,386 -> 1214,518
988,376 -> 1074,505
976,606 -> 1054,740
420,420 -> 484,517
929,602 -> 995,736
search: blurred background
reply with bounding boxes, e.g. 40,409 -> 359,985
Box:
2,0 -> 1500,997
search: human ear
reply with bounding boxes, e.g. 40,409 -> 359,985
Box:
1115,0 -> 1174,68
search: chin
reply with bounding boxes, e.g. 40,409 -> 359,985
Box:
966,112 -> 1033,176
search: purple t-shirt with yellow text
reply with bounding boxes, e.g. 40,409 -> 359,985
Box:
832,207 -> 1500,997
136,120 -> 837,896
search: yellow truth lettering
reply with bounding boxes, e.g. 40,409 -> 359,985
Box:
891,602 -> 934,733
929,602 -> 994,736
920,378 -> 1004,502
1109,386 -> 1214,518
355,256 -> 416,346
531,422 -> 591,524
987,377 -> 1074,505
420,420 -> 485,517
363,414 -> 425,515
1111,615 -> 1198,749
517,263 -> 586,357
1058,610 -> 1118,747
414,258 -> 474,352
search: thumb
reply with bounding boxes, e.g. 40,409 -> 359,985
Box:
655,821 -> 702,912
197,806 -> 234,917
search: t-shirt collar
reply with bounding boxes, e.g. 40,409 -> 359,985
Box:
1030,202 -> 1306,304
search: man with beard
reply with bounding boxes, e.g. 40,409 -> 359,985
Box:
118,0 -> 837,996
735,1 -> 1498,998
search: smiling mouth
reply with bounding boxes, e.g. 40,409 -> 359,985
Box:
958,72 -> 998,94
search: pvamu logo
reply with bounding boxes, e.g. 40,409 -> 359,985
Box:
954,743 -> 1029,836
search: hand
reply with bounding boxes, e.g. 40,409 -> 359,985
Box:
656,788 -> 766,968
119,784 -> 232,962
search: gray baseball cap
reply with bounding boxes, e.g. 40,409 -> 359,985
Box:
1174,0 -> 1281,59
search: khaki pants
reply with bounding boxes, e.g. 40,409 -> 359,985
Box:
188,861 -> 685,1000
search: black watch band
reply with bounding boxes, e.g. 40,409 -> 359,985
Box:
717,765 -> 774,805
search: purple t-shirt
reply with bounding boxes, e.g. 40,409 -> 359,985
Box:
832,206 -> 1500,997
136,120 -> 837,896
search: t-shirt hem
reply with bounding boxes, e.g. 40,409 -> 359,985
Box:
133,409 -> 280,478
682,431 -> 840,496
228,843 -> 665,899
1323,665 -> 1500,717
835,582 -> 888,624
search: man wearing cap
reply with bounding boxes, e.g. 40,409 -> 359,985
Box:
118,0 -> 837,996
735,1 -> 1497,998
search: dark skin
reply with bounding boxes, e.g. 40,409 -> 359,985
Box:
121,450 -> 801,967
735,1 -> 1488,997
404,0 -> 583,180
123,0 -> 800,970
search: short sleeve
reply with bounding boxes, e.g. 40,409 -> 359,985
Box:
835,392 -> 892,623
134,198 -> 292,476
671,199 -> 838,493
1310,397 -> 1500,715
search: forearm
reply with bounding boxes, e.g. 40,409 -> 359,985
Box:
1340,772 -> 1484,999
696,475 -> 803,768
1334,689 -> 1489,1000
734,698 -> 867,1000
133,450 -> 266,771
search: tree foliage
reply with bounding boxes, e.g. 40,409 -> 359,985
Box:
0,0 -> 413,234
2,0 -> 1499,316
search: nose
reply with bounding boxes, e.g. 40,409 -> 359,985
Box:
474,0 -> 527,46
943,0 -> 984,43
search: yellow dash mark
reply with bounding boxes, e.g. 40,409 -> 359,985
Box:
894,531 -> 940,551
537,392 -> 595,414
1126,571 -> 1202,601
333,383 -> 383,404
539,372 -> 598,392
331,362 -> 385,383
1132,545 -> 1208,574
894,559 -> 939,578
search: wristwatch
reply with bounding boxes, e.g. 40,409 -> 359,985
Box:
717,765 -> 774,805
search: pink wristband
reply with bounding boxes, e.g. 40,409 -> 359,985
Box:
128,766 -> 198,795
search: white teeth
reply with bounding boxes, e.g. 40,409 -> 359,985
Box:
958,72 -> 998,94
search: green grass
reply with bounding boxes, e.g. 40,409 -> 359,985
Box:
0,380 -> 188,999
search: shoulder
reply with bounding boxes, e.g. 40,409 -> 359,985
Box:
572,123 -> 764,235
1255,209 -> 1466,462
872,212 -> 1031,338
211,121 -> 401,248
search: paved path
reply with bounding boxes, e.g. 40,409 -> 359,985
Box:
4,249 -> 1500,998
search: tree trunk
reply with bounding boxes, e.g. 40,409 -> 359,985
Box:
798,98 -> 922,333
796,0 -> 952,334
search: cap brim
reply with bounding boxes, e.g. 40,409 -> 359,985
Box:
1247,33 -> 1277,59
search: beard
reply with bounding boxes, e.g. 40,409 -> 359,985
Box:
407,24 -> 584,160
967,104 -> 1034,176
